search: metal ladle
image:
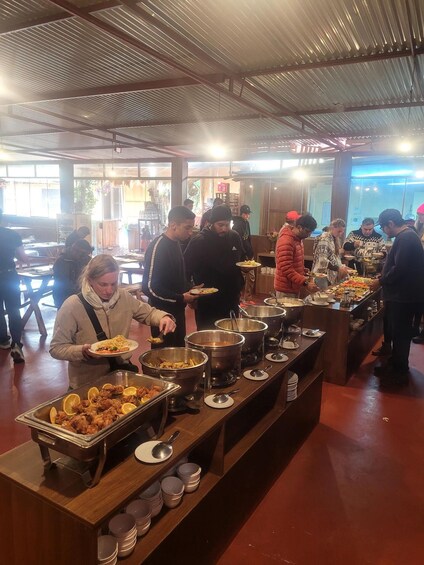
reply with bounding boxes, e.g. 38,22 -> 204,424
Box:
271,352 -> 287,361
239,305 -> 251,318
250,364 -> 272,378
212,388 -> 240,404
151,430 -> 180,460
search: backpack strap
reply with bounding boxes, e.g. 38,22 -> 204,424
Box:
77,292 -> 108,341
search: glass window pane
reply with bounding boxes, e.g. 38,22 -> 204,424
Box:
138,163 -> 171,177
0,165 -> 6,176
74,163 -> 104,177
188,162 -> 231,177
7,164 -> 35,177
104,163 -> 139,178
36,164 -> 59,177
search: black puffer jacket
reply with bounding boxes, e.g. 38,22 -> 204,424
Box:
232,216 -> 253,259
184,227 -> 244,301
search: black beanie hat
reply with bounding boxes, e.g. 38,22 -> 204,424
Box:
210,205 -> 232,223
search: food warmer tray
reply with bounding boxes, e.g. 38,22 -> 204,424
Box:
16,371 -> 180,487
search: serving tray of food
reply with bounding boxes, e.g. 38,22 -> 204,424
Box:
332,277 -> 374,302
16,371 -> 180,487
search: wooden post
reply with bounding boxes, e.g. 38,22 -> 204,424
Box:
331,153 -> 352,221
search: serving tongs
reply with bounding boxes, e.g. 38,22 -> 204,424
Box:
229,310 -> 240,331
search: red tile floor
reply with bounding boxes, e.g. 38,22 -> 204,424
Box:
1,300 -> 423,564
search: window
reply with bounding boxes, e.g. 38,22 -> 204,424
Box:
2,178 -> 60,217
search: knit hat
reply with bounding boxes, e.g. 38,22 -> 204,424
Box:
286,210 -> 301,221
210,205 -> 232,223
417,203 -> 424,214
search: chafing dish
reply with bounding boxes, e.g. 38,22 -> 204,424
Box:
16,370 -> 180,487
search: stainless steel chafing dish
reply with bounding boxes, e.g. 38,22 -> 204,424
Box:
16,370 -> 180,487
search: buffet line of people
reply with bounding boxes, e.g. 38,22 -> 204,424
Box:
2,203 -> 424,391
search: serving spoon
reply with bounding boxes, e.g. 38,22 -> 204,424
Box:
250,364 -> 272,378
151,430 -> 180,460
212,388 -> 240,404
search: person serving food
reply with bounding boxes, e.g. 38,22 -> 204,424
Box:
50,255 -> 176,389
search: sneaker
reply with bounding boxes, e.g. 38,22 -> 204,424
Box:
412,334 -> 424,344
371,343 -> 392,356
11,344 -> 25,363
0,340 -> 11,350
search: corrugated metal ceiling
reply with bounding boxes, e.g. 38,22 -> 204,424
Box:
1,0 -> 424,161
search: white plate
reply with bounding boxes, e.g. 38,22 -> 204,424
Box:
89,339 -> 138,357
135,441 -> 172,464
265,352 -> 288,363
310,300 -> 330,306
190,287 -> 218,296
236,261 -> 261,269
243,369 -> 269,381
281,341 -> 300,350
302,329 -> 324,338
204,394 -> 234,409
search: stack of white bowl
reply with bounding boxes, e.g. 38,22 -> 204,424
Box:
126,499 -> 152,537
287,371 -> 298,401
139,480 -> 163,517
97,535 -> 118,565
161,476 -> 184,508
177,462 -> 202,492
108,513 -> 137,558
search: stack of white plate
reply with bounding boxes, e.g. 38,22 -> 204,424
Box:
139,480 -> 163,517
108,513 -> 137,558
97,535 -> 118,565
177,462 -> 202,493
287,371 -> 298,402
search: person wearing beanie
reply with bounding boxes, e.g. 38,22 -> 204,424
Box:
275,214 -> 319,297
52,239 -> 93,308
278,210 -> 301,237
185,205 -> 244,329
199,197 -> 225,230
370,209 -> 424,385
415,203 -> 424,241
142,206 -> 198,347
232,204 -> 255,303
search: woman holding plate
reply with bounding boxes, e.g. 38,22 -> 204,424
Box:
50,254 -> 176,389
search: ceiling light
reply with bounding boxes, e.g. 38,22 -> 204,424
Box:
365,187 -> 370,191
398,140 -> 412,153
209,144 -> 226,159
293,169 -> 308,181
373,187 -> 378,192
355,186 -> 360,190
249,184 -> 253,188
415,170 -> 424,179
0,147 -> 9,160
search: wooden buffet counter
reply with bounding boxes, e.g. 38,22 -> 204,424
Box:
0,338 -> 323,565
303,288 -> 383,385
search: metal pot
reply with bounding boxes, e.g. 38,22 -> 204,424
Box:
214,318 -> 268,354
264,297 -> 305,327
185,330 -> 245,374
139,347 -> 208,401
240,305 -> 286,338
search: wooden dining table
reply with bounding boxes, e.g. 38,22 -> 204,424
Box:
17,265 -> 55,336
23,242 -> 65,258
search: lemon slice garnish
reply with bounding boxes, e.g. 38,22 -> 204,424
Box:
62,393 -> 81,416
121,402 -> 137,414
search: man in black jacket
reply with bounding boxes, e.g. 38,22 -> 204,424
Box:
185,205 -> 244,329
371,209 -> 424,385
52,239 -> 92,308
142,206 -> 198,346
233,204 -> 255,302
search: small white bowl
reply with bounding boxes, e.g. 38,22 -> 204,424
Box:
108,513 -> 136,538
184,479 -> 200,493
161,476 -> 184,496
126,499 -> 151,523
177,462 -> 201,479
139,480 -> 161,500
117,537 -> 137,558
137,520 -> 151,537
162,493 -> 183,508
97,535 -> 118,561
117,532 -> 137,550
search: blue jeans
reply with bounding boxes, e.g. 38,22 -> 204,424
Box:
0,271 -> 23,345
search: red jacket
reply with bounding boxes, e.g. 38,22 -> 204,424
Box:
274,226 -> 307,294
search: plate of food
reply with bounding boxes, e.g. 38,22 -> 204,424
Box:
236,260 -> 261,269
344,254 -> 355,261
89,335 -> 138,357
190,287 -> 219,296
